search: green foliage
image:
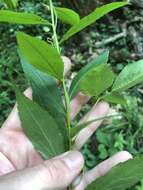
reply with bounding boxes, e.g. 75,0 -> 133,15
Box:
86,156 -> 143,190
69,51 -> 109,99
55,7 -> 80,25
17,32 -> 64,80
0,10 -> 49,24
112,60 -> 143,92
2,0 -> 18,9
102,93 -> 127,106
20,56 -> 68,150
60,2 -> 128,43
21,56 -> 65,115
80,63 -> 115,97
16,89 -> 68,159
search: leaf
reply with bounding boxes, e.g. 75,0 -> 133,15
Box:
96,130 -> 110,146
80,64 -> 115,97
16,32 -> 64,80
0,10 -> 50,25
16,89 -> 67,159
2,0 -> 18,9
112,60 -> 143,92
86,156 -> 143,190
69,51 -> 109,99
55,7 -> 80,26
71,114 -> 118,138
11,0 -> 18,7
20,55 -> 68,151
102,92 -> 127,105
98,144 -> 108,159
60,2 -> 128,43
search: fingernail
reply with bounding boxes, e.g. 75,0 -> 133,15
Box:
63,151 -> 84,170
0,152 -> 15,176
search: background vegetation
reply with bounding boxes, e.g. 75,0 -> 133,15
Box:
1,0 -> 143,189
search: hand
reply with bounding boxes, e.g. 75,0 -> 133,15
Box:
0,57 -> 132,190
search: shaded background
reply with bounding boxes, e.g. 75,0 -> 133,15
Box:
1,1 -> 143,189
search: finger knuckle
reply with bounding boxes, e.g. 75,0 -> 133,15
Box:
43,159 -> 70,183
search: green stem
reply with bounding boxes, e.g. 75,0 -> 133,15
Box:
49,0 -> 60,53
49,0 -> 71,149
63,80 -> 71,149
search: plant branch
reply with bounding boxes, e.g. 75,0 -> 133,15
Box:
49,0 -> 60,53
71,114 -> 122,138
49,0 -> 71,149
63,79 -> 71,148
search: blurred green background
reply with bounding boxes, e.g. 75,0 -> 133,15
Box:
1,1 -> 143,189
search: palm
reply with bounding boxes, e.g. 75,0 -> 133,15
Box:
0,125 -> 43,175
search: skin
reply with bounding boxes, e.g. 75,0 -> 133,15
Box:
0,57 -> 132,190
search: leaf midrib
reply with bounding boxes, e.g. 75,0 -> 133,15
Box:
26,37 -> 60,79
112,73 -> 143,92
23,99 -> 56,156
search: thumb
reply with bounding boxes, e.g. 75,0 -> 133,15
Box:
0,151 -> 84,190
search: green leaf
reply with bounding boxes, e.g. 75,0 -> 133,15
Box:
71,114 -> 117,138
0,10 -> 50,25
16,89 -> 67,159
20,55 -> 68,151
98,144 -> 108,159
11,0 -> 18,7
102,92 -> 127,105
69,51 -> 109,99
55,7 -> 80,26
86,156 -> 143,190
112,60 -> 143,92
96,130 -> 110,146
16,32 -> 64,80
60,2 -> 128,43
80,64 -> 115,97
2,0 -> 18,9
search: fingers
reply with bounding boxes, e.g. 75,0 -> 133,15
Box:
2,56 -> 71,130
74,102 -> 109,150
2,88 -> 32,130
0,152 -> 15,176
74,151 -> 132,190
70,93 -> 90,119
85,151 -> 132,183
63,56 -> 72,75
0,151 -> 84,190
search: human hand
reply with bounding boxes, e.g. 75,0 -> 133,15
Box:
0,57 -> 132,190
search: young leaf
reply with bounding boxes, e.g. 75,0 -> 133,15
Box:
86,156 -> 143,190
80,64 -> 115,97
55,7 -> 80,26
60,2 -> 128,43
16,89 -> 67,159
102,92 -> 127,105
20,56 -> 68,150
0,10 -> 50,25
112,60 -> 143,92
16,32 -> 64,80
69,51 -> 109,99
